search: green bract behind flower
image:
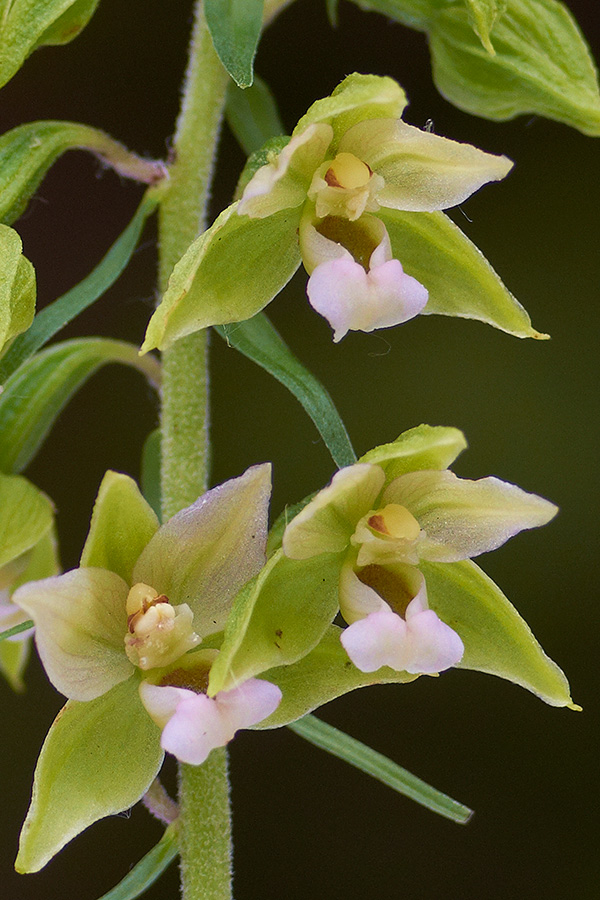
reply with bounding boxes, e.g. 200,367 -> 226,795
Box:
143,72 -> 542,352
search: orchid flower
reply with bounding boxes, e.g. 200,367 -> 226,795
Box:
282,426 -> 557,675
141,74 -> 542,354
13,466 -> 281,766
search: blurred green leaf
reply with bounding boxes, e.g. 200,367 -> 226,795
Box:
0,0 -> 100,88
0,472 -> 54,570
288,713 -> 473,823
422,558 -> 576,707
353,0 -> 433,30
205,0 -> 265,87
0,338 -> 160,474
0,619 -> 34,642
0,193 -> 157,383
97,824 -> 179,900
226,75 -> 285,155
326,0 -> 340,26
16,678 -> 163,873
217,314 -> 356,469
0,225 -> 35,357
378,208 -> 546,339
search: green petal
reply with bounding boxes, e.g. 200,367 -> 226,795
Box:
208,549 -> 344,694
81,471 -> 159,584
359,424 -> 468,483
257,625 -> 417,727
0,0 -> 100,90
429,0 -> 600,135
0,225 -> 35,356
133,464 -> 271,637
16,678 -> 163,873
142,203 -> 302,352
14,568 -> 132,701
421,559 -> 575,707
0,472 -> 54,575
377,207 -> 544,339
282,464 -> 384,560
295,73 -> 408,145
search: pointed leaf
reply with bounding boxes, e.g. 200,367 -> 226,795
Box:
0,122 -> 163,226
205,0 -> 265,88
0,194 -> 158,383
81,472 -> 159,584
377,208 -> 545,339
428,0 -> 600,135
421,559 -> 575,707
0,0 -> 99,89
97,824 -> 179,900
0,225 -> 35,356
16,678 -> 163,873
288,714 -> 472,823
216,313 -> 356,469
208,549 -> 344,694
226,75 -> 285,156
359,424 -> 468,482
0,472 -> 54,571
258,625 -> 416,726
0,338 -> 160,474
142,203 -> 302,352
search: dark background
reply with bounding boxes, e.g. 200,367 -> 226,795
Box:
1,1 -> 598,898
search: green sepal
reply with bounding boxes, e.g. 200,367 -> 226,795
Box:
142,203 -> 302,351
0,472 -> 54,574
226,75 -> 285,156
0,528 -> 59,691
295,72 -> 408,144
0,0 -> 99,89
359,424 -> 468,483
97,824 -> 179,900
0,121 -> 164,225
208,549 -> 344,694
0,192 -> 158,383
288,714 -> 473,823
421,558 -> 576,707
0,338 -> 161,474
464,0 -> 507,53
377,208 -> 545,339
205,0 -> 265,88
428,0 -> 600,135
216,313 -> 356,470
16,677 -> 163,873
258,626 -> 417,727
0,225 -> 35,356
80,472 -> 159,584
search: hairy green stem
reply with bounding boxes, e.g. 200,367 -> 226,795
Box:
157,2 -> 231,898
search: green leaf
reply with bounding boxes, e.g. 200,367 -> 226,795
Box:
81,471 -> 159,584
359,423 -> 468,482
464,0 -> 507,53
226,75 -> 285,156
0,338 -> 161,474
16,678 -> 163,873
0,225 -> 35,356
428,0 -> 600,135
0,472 -> 54,571
97,825 -> 179,900
205,0 -> 265,88
421,558 -> 576,707
216,313 -> 356,469
0,193 -> 157,383
208,549 -> 343,694
353,0 -> 433,30
0,0 -> 99,88
141,428 -> 162,521
142,203 -> 302,352
0,121 -> 163,226
258,625 -> 416,726
377,208 -> 546,339
288,713 -> 473,823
